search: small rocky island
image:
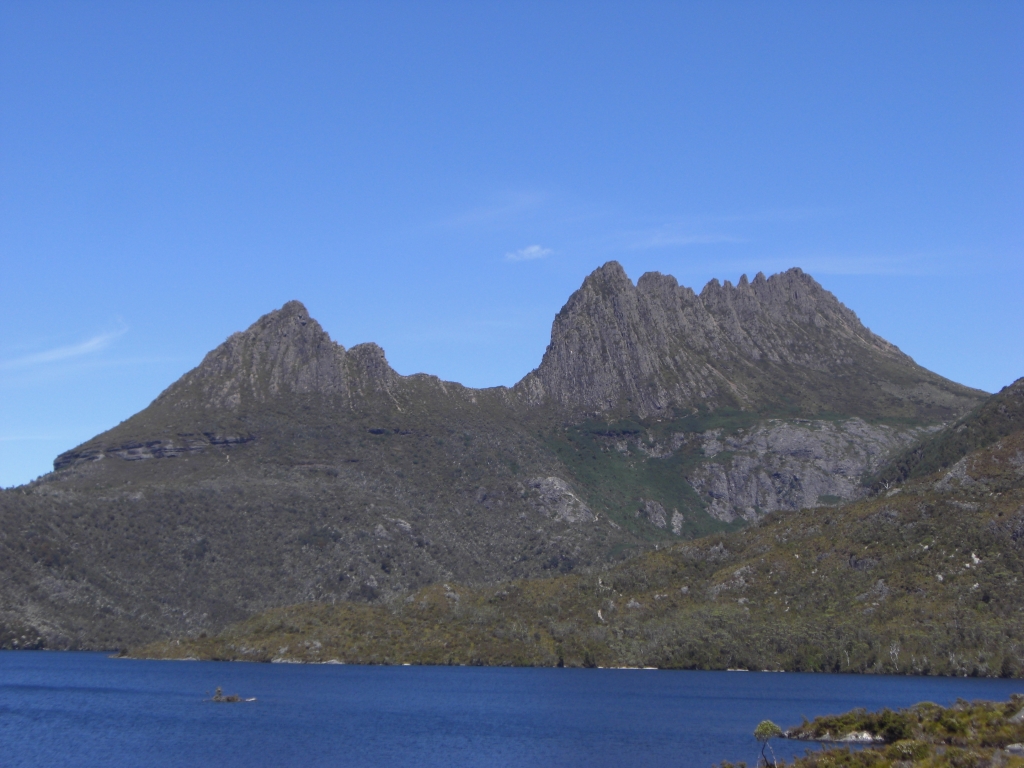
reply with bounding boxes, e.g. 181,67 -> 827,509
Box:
208,686 -> 254,703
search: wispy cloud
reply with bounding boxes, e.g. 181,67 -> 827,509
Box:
0,327 -> 126,371
619,208 -> 828,250
505,245 -> 553,262
439,192 -> 548,228
706,207 -> 824,224
770,252 -> 940,277
630,232 -> 747,250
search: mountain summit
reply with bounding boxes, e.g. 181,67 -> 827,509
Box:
516,262 -> 979,420
154,300 -> 399,412
101,262 -> 981,430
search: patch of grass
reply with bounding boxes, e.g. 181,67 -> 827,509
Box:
543,421 -> 737,540
661,408 -> 764,436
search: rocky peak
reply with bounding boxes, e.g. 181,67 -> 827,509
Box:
516,262 -> 984,420
517,261 -> 666,414
153,301 -> 397,411
702,267 -> 835,321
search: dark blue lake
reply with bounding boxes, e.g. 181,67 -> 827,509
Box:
1,652 -> 1022,767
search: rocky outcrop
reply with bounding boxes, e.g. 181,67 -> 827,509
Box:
54,433 -> 255,470
685,419 -> 934,522
515,262 -> 984,421
638,499 -> 668,528
514,262 -> 736,415
151,300 -> 402,412
528,477 -> 597,523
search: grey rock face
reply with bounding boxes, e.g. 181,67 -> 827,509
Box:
685,419 -> 934,522
934,458 -> 975,492
528,477 -> 597,523
515,262 -> 984,421
152,300 -> 400,412
637,499 -> 668,529
54,433 -> 254,471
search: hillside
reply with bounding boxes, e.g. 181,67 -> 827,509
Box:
130,379 -> 1024,672
873,376 -> 1024,491
0,264 -> 987,649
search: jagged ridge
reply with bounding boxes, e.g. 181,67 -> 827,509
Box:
516,262 -> 983,420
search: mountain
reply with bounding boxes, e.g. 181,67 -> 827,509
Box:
516,262 -> 979,420
0,263 -> 987,649
133,378 -> 1024,674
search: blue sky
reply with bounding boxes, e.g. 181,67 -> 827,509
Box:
2,2 -> 1022,488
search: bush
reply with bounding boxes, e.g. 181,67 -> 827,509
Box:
884,740 -> 929,760
875,709 -> 912,742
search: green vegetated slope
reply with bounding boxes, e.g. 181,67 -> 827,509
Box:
543,413 -> 758,541
0,387 -> 653,648
132,414 -> 1024,674
548,406 -> 938,529
718,696 -> 1024,767
873,377 -> 1024,492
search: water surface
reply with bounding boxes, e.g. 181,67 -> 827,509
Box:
1,652 -> 1021,767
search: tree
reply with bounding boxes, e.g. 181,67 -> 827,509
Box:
753,720 -> 782,767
